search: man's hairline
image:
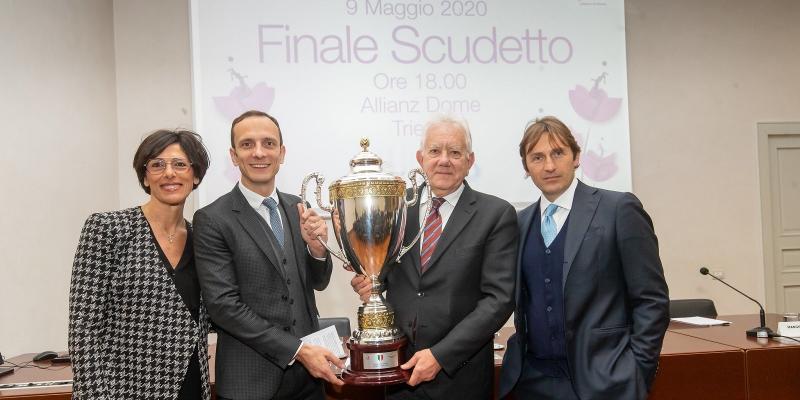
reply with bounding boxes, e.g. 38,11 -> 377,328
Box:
230,116 -> 283,149
419,122 -> 474,154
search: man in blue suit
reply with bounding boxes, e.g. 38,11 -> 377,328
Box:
499,116 -> 669,400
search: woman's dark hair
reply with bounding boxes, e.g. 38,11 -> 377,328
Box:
132,129 -> 210,194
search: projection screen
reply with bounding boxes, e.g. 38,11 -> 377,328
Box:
191,0 -> 631,207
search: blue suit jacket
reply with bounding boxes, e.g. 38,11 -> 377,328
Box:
499,181 -> 669,400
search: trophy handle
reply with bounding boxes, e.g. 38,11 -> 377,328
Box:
301,172 -> 333,212
397,168 -> 433,261
300,173 -> 351,267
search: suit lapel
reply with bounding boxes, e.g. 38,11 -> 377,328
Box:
404,197 -> 423,276
513,202 -> 537,343
515,202 -> 537,303
278,190 -> 308,287
517,201 -> 538,269
423,183 -> 477,272
231,186 -> 282,274
134,207 -> 164,268
562,181 -> 600,289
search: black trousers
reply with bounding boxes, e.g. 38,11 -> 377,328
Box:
217,363 -> 324,400
513,356 -> 579,400
386,384 -> 431,400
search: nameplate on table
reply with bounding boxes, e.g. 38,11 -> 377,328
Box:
777,321 -> 800,338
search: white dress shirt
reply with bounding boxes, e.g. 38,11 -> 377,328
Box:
538,177 -> 579,236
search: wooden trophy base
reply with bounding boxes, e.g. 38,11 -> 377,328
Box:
342,336 -> 410,386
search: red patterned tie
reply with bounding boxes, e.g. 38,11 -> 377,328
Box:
420,197 -> 445,272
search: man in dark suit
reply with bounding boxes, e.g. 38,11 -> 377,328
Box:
499,116 -> 669,400
352,115 -> 518,399
194,110 -> 344,400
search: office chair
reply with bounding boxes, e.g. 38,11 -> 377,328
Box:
669,298 -> 718,318
318,317 -> 352,337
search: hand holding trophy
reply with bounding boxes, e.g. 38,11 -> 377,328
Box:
300,138 -> 430,385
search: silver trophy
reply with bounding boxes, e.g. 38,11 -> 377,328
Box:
300,138 -> 430,385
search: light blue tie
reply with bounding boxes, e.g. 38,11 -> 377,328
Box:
263,197 -> 284,248
541,203 -> 559,247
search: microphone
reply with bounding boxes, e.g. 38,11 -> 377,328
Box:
699,267 -> 773,338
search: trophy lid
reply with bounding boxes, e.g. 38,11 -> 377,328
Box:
329,138 -> 405,198
350,138 -> 382,173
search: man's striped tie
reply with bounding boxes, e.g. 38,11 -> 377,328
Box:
420,197 -> 445,272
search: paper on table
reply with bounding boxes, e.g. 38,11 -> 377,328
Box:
671,316 -> 731,326
301,325 -> 346,358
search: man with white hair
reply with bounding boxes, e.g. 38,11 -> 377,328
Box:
351,115 -> 518,399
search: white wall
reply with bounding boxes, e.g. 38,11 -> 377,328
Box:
626,0 -> 800,314
113,0 -> 198,217
1,0 -> 799,356
0,0 -> 117,356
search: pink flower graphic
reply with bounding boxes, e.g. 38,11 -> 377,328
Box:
574,132 -> 618,182
213,68 -> 275,183
581,150 -> 617,182
213,69 -> 275,120
568,72 -> 622,123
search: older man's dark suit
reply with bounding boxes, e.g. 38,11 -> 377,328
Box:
194,186 -> 333,400
383,182 -> 518,399
500,181 -> 669,400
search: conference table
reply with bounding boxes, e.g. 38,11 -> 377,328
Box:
649,328 -> 746,400
1,314 -> 796,399
667,314 -> 800,400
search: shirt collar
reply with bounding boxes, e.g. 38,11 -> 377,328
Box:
539,177 -> 578,216
238,181 -> 279,211
421,182 -> 465,208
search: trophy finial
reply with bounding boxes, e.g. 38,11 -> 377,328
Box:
350,137 -> 381,172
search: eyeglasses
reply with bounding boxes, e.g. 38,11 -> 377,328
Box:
145,158 -> 192,174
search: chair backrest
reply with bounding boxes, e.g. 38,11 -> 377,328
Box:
318,317 -> 352,337
669,298 -> 718,318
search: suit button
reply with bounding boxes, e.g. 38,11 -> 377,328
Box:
546,306 -> 553,312
545,249 -> 551,255
281,295 -> 288,301
283,327 -> 290,331
417,292 -> 424,297
544,278 -> 551,284
289,298 -> 294,305
293,319 -> 297,326
282,258 -> 287,265
287,278 -> 292,285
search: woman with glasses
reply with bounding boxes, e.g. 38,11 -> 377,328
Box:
68,129 -> 211,399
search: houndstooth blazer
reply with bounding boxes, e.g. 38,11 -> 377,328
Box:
68,207 -> 211,400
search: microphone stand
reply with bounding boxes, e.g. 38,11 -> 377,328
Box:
748,308 -> 773,338
699,267 -> 774,338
